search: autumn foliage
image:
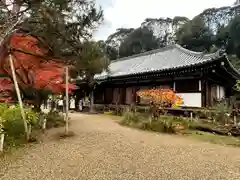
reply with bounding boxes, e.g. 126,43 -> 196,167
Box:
0,32 -> 78,102
137,88 -> 183,108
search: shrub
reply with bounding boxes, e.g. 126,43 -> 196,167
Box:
45,111 -> 65,129
139,117 -> 165,132
213,100 -> 232,124
161,120 -> 175,133
136,88 -> 183,119
25,108 -> 37,126
35,112 -> 46,129
1,106 -> 37,137
170,116 -> 190,128
120,106 -> 146,125
138,117 -> 176,133
120,111 -> 183,134
156,116 -> 188,133
114,105 -> 124,116
137,88 -> 183,108
121,110 -> 139,125
1,107 -> 25,137
0,103 -> 8,115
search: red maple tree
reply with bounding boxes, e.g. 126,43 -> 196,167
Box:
0,31 -> 78,102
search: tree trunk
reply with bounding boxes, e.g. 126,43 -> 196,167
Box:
33,92 -> 42,112
87,74 -> 95,114
89,90 -> 95,113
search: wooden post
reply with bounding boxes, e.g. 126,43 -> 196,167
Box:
0,133 -> 4,152
234,115 -> 237,126
65,66 -> 69,135
9,54 -> 29,140
42,118 -> 47,132
28,124 -> 32,136
190,112 -> 193,121
173,81 -> 176,91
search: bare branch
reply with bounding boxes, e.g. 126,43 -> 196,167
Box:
0,16 -> 23,44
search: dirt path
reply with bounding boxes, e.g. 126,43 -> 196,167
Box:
1,113 -> 240,180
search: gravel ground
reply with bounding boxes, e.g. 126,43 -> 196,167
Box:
1,113 -> 240,180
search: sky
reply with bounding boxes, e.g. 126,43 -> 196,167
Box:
93,0 -> 236,40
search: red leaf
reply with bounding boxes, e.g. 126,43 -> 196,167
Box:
0,32 -> 78,97
0,78 -> 13,91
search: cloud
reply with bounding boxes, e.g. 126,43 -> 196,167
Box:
94,0 -> 236,40
93,0 -> 116,40
95,0 -> 116,9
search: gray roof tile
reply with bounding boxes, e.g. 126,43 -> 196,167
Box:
94,44 -> 222,80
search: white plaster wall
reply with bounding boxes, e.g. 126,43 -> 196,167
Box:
176,93 -> 202,107
217,86 -> 225,99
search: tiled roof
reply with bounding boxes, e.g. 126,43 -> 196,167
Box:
94,44 -> 224,80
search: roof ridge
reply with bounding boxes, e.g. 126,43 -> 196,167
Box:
174,44 -> 220,58
224,53 -> 240,76
111,45 -> 175,63
112,44 -> 220,63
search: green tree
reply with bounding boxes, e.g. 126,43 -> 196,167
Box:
73,41 -> 109,112
98,40 -> 118,60
106,28 -> 135,49
1,0 -> 104,87
229,16 -> 240,58
21,1 -> 107,113
21,0 -> 103,59
0,0 -> 106,112
119,27 -> 159,57
176,16 -> 213,52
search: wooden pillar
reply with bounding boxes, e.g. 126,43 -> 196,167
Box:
119,87 -> 126,105
105,87 -> 113,104
205,80 -> 211,107
104,88 -> 106,104
117,88 -> 120,104
135,86 -> 140,105
199,80 -> 202,91
110,87 -> 114,104
132,86 -> 137,105
201,79 -> 206,107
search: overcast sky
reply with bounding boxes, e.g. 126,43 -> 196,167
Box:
93,0 -> 236,40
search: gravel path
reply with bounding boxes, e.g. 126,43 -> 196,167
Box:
1,113 -> 240,180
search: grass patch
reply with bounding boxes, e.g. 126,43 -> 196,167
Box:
120,112 -> 185,134
45,111 -> 65,129
1,129 -> 41,156
183,130 -> 240,147
1,136 -> 26,155
117,110 -> 240,147
1,110 -> 66,156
